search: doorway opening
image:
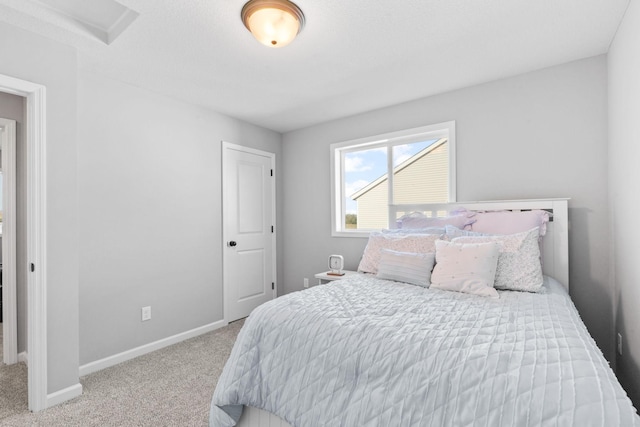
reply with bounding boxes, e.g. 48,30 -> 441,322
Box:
0,116 -> 18,366
0,73 -> 48,411
0,115 -> 24,419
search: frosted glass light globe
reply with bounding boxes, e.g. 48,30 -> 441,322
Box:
242,0 -> 305,48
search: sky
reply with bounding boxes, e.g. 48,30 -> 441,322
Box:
344,139 -> 437,214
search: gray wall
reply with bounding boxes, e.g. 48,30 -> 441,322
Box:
282,56 -> 612,360
608,0 -> 640,408
0,91 -> 27,355
0,22 -> 79,394
77,71 -> 283,364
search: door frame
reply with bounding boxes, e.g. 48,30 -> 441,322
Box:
0,74 -> 48,412
222,141 -> 276,323
0,118 -> 17,365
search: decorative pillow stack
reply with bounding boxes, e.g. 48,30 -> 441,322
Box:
358,211 -> 547,298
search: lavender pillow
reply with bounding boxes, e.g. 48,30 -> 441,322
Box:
397,212 -> 476,230
470,210 -> 550,236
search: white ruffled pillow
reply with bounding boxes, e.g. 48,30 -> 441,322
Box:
444,224 -> 491,239
452,227 -> 543,292
430,240 -> 500,298
376,249 -> 436,288
381,226 -> 445,235
358,232 -> 441,274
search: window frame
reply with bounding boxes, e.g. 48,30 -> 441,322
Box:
330,121 -> 456,237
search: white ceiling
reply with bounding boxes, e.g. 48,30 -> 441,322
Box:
0,0 -> 630,133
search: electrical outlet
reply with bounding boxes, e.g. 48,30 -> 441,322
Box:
618,332 -> 623,355
142,306 -> 151,322
303,278 -> 309,288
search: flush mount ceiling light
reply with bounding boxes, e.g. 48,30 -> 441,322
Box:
241,0 -> 305,48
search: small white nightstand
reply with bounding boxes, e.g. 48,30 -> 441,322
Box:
314,270 -> 358,285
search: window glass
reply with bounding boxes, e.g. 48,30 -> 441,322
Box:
344,146 -> 387,230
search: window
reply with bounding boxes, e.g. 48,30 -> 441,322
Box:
331,121 -> 455,236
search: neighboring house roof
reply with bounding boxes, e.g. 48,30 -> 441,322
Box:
350,138 -> 448,200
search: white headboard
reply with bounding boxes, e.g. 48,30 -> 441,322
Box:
395,198 -> 570,291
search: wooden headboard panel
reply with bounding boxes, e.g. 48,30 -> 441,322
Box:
394,199 -> 570,291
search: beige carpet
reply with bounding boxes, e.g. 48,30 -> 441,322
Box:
1,320 -> 30,421
0,319 -> 244,426
0,359 -> 28,421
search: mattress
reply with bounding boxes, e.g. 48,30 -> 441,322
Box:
210,274 -> 639,426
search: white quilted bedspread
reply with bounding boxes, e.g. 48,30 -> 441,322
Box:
210,275 -> 640,427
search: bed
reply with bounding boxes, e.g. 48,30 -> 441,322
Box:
209,199 -> 640,427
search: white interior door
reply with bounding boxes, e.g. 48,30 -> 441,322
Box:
223,142 -> 276,323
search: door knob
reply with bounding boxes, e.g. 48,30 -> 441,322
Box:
228,241 -> 237,247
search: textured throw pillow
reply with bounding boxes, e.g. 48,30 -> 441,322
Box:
470,210 -> 550,236
358,232 -> 441,274
452,227 -> 543,292
430,240 -> 500,298
376,249 -> 436,287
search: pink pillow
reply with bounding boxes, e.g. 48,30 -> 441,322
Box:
470,210 -> 550,236
357,232 -> 441,274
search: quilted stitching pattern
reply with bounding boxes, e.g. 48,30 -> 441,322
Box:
210,276 -> 640,427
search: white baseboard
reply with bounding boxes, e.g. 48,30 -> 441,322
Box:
46,383 -> 83,408
79,319 -> 228,377
18,351 -> 28,365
